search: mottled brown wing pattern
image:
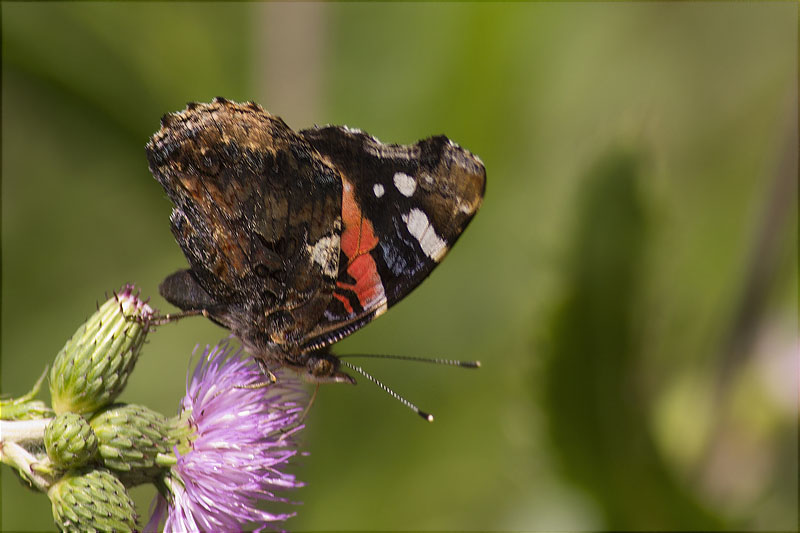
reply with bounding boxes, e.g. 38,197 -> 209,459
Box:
146,99 -> 343,355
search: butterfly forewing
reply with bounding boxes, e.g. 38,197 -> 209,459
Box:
298,126 -> 485,350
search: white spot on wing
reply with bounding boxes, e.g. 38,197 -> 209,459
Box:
307,234 -> 340,277
373,183 -> 385,198
401,208 -> 448,262
393,172 -> 416,197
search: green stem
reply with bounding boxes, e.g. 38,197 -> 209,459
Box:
1,418 -> 56,492
1,441 -> 53,491
1,418 -> 51,441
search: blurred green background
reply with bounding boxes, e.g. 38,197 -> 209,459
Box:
2,2 -> 796,531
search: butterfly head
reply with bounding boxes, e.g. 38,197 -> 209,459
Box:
302,352 -> 356,385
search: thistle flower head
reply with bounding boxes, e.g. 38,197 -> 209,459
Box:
147,342 -> 306,532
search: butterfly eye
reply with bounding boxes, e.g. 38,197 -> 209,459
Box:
310,358 -> 333,378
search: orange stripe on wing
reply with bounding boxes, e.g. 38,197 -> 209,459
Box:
340,177 -> 379,258
332,291 -> 354,315
337,176 -> 386,313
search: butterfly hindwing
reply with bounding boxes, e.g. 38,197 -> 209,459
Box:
299,125 -> 486,350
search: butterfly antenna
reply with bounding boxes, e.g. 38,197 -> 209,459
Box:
339,353 -> 480,368
340,360 -> 434,422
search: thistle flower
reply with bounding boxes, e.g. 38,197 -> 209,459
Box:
146,342 -> 306,532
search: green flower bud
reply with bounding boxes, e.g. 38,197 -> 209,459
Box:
90,404 -> 172,485
50,286 -> 154,415
45,413 -> 98,469
48,468 -> 137,532
1,367 -> 54,420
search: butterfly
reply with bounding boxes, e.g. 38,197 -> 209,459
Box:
147,98 -> 484,416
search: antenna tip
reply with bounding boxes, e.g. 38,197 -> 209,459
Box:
419,411 -> 434,422
474,360 -> 482,368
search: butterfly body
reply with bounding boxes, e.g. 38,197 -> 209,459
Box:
147,98 -> 485,384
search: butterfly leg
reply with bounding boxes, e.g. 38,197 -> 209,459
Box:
298,383 -> 320,422
147,308 -> 210,326
236,358 -> 278,389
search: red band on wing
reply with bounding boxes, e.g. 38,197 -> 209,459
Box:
332,292 -> 354,315
335,177 -> 386,313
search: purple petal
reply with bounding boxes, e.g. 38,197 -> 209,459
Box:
152,342 -> 307,532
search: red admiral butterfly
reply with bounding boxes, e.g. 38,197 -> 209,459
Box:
147,98 -> 485,418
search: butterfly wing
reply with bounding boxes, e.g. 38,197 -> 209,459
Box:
147,99 -> 343,352
298,125 -> 486,351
